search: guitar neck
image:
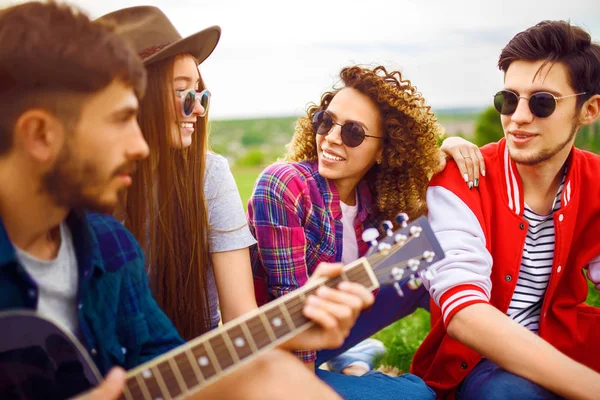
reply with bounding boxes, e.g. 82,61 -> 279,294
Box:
120,258 -> 379,399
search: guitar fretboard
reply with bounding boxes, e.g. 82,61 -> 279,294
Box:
120,258 -> 378,400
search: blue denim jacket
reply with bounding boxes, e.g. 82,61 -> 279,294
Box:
0,211 -> 183,375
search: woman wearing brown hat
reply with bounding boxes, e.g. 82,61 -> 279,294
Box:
97,6 -> 258,343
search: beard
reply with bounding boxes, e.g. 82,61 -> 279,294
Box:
509,123 -> 578,166
41,143 -> 128,214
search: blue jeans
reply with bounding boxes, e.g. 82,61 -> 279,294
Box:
315,284 -> 432,399
316,284 -> 430,364
457,359 -> 562,400
316,369 -> 435,400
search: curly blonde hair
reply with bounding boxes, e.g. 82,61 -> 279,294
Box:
286,65 -> 444,221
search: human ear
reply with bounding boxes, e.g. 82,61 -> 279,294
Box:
14,110 -> 65,162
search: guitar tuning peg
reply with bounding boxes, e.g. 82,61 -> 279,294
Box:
423,251 -> 435,263
409,226 -> 422,237
407,275 -> 422,290
394,233 -> 408,244
377,242 -> 392,254
391,267 -> 405,282
421,268 -> 435,281
381,220 -> 394,236
395,212 -> 409,228
362,228 -> 380,247
408,258 -> 420,272
393,281 -> 405,297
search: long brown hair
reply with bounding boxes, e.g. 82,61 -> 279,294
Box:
287,65 -> 443,221
123,53 -> 212,340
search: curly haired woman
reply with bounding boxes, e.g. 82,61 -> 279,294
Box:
247,65 -> 483,399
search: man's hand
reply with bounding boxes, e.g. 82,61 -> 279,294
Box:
76,368 -> 126,400
282,262 -> 374,351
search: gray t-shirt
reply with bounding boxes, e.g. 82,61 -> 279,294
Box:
204,153 -> 256,328
15,223 -> 79,334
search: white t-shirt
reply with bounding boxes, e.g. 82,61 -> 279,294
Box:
340,198 -> 359,265
15,223 -> 79,334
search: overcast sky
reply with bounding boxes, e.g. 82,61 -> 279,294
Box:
5,0 -> 600,119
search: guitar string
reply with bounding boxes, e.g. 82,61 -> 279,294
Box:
125,235 -> 429,395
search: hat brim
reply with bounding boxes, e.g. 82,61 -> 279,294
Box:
143,25 -> 221,66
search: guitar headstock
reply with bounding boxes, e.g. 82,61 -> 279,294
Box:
363,214 -> 444,297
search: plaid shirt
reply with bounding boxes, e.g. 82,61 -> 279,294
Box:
0,212 -> 183,375
248,161 -> 376,362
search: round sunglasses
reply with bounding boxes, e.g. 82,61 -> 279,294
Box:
493,90 -> 587,118
311,110 -> 383,148
176,89 -> 211,117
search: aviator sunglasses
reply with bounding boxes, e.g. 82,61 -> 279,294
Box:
493,90 -> 587,118
311,110 -> 383,148
176,89 -> 211,117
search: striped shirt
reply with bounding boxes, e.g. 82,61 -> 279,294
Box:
507,173 -> 565,332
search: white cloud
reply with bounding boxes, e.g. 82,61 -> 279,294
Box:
4,0 -> 600,119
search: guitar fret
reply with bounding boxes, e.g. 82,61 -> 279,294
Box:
222,324 -> 252,362
184,347 -> 205,383
265,306 -> 291,339
121,385 -> 134,400
249,314 -> 273,350
151,366 -> 171,399
190,342 -> 217,381
204,340 -> 223,373
221,331 -> 241,363
134,373 -> 152,400
155,361 -> 182,398
278,302 -> 296,331
340,270 -> 349,281
240,320 -> 258,353
258,312 -> 277,342
168,357 -> 188,393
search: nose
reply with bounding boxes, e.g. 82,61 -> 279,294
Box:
325,123 -> 343,145
192,97 -> 206,117
127,121 -> 150,160
511,97 -> 534,126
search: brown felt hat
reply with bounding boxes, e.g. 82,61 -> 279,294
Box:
97,6 -> 221,66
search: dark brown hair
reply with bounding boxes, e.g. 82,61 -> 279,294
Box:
0,1 -> 146,155
287,65 -> 443,221
122,54 -> 212,340
499,20 -> 600,107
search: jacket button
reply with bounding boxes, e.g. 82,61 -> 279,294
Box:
558,214 -> 564,222
519,223 -> 525,230
505,274 -> 512,282
461,362 -> 468,370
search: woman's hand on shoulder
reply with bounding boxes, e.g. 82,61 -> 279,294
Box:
439,136 -> 485,189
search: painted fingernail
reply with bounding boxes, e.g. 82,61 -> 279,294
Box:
475,178 -> 479,187
468,181 -> 473,190
463,173 -> 468,182
481,170 -> 486,177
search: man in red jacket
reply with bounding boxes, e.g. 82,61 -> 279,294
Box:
413,20 -> 600,399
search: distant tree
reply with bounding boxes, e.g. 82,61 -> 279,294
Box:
241,130 -> 266,147
236,148 -> 266,167
473,106 -> 504,146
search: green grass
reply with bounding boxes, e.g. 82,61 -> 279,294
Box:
231,166 -> 264,212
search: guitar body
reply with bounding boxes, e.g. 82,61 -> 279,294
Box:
0,311 -> 101,400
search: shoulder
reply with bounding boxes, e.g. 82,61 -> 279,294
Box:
257,161 -> 314,187
84,212 -> 144,272
205,152 -> 231,183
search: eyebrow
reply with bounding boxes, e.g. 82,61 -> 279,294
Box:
505,87 -> 563,97
111,105 -> 139,120
174,76 -> 200,86
325,110 -> 369,132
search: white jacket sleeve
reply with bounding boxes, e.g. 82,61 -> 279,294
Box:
424,186 -> 494,325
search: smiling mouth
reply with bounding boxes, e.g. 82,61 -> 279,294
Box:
321,149 -> 346,162
180,122 -> 195,131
